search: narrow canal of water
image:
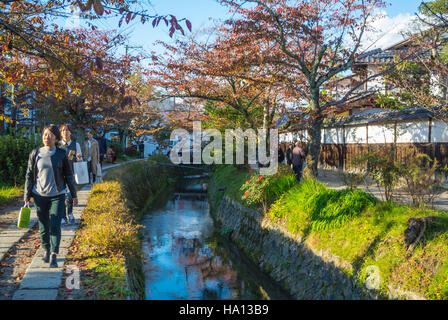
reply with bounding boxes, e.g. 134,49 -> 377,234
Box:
141,190 -> 291,300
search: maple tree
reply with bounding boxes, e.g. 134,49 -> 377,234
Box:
216,0 -> 390,178
0,0 -> 191,128
417,0 -> 448,27
1,26 -> 142,143
123,71 -> 165,145
0,1 -> 190,74
381,0 -> 448,119
148,27 -> 288,135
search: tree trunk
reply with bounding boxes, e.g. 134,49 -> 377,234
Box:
303,118 -> 322,179
262,103 -> 269,132
303,91 -> 322,179
75,127 -> 86,157
118,128 -> 127,149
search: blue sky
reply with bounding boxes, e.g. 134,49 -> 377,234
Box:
133,1 -> 427,55
64,1 -> 428,57
387,0 -> 424,16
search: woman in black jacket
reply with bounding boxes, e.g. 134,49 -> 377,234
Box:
24,124 -> 78,268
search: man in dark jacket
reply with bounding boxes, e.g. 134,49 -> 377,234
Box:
95,130 -> 107,168
286,144 -> 293,166
278,146 -> 285,164
292,142 -> 305,182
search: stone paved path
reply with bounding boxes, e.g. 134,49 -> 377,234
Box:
12,185 -> 90,300
0,211 -> 39,263
0,160 -> 141,300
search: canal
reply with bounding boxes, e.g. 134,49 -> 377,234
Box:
141,181 -> 291,300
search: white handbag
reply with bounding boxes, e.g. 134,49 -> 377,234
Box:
73,161 -> 89,185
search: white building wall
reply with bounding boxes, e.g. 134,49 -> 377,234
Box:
366,65 -> 386,94
368,123 -> 395,144
430,74 -> 443,97
297,130 -> 308,142
432,120 -> 448,143
324,127 -> 344,144
285,118 -> 448,145
345,125 -> 367,144
396,121 -> 429,143
279,133 -> 286,142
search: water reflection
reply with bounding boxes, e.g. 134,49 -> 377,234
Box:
142,195 -> 264,300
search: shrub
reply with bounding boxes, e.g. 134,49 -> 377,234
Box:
0,132 -> 39,186
241,164 -> 297,213
104,155 -> 179,218
398,152 -> 445,207
339,169 -> 368,189
108,142 -> 124,156
147,153 -> 171,165
79,181 -> 142,257
124,145 -> 138,157
353,147 -> 402,202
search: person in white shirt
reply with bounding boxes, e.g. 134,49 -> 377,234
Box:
59,124 -> 82,224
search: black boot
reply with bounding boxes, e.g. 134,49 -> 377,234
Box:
42,248 -> 50,263
50,253 -> 58,268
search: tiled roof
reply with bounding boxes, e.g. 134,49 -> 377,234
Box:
322,107 -> 446,127
356,48 -> 394,64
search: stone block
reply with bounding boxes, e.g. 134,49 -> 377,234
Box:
13,289 -> 59,300
20,268 -> 64,289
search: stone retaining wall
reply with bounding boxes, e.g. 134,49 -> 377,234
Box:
211,190 -> 425,300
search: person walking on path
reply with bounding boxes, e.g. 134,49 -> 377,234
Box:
82,129 -> 100,184
106,146 -> 116,163
278,145 -> 285,164
286,143 -> 293,167
59,124 -> 82,225
24,124 -> 78,268
292,141 -> 305,182
95,130 -> 107,168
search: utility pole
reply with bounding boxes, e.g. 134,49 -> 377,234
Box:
124,45 -> 143,58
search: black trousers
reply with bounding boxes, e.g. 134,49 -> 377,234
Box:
87,161 -> 96,183
33,193 -> 65,254
65,184 -> 79,218
293,164 -> 303,182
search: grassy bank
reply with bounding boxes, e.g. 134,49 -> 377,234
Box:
62,156 -> 179,300
212,165 -> 448,299
0,184 -> 22,208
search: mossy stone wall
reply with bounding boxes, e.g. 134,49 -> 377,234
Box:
212,191 -> 425,300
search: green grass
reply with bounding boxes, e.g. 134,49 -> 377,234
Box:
83,255 -> 130,300
211,165 -> 448,299
116,154 -> 141,162
211,165 -> 252,210
212,164 -> 297,210
0,184 -> 22,207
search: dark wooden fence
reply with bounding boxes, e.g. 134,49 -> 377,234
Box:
285,142 -> 448,171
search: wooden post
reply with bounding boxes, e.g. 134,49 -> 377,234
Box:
394,121 -> 398,160
342,126 -> 346,171
366,123 -> 369,154
428,117 -> 432,144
